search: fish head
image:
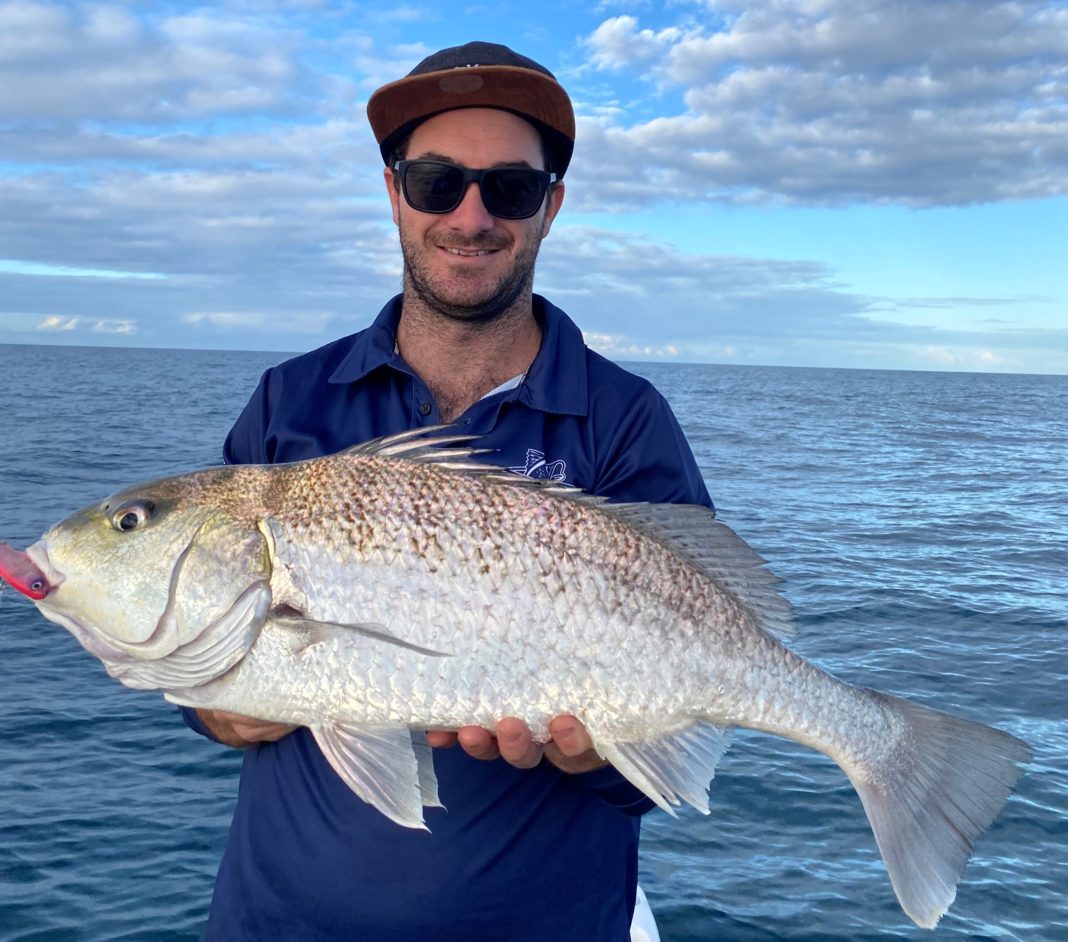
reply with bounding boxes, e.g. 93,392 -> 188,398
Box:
7,465 -> 272,675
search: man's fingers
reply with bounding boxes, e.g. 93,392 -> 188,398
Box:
455,719 -> 544,768
456,725 -> 501,761
544,715 -> 607,773
425,730 -> 459,749
495,717 -> 544,769
199,710 -> 296,748
548,715 -> 594,757
441,716 -> 602,772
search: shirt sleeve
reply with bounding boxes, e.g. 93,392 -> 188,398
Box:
222,367 -> 275,466
178,703 -> 220,741
591,382 -> 714,510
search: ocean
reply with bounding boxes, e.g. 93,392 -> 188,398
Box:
0,343 -> 1064,941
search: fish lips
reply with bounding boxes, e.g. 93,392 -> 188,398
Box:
25,542 -> 64,596
0,540 -> 63,600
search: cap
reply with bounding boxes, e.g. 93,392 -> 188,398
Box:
367,41 -> 576,177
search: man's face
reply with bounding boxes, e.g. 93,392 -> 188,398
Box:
385,107 -> 565,323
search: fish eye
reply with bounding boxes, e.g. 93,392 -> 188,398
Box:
111,500 -> 156,533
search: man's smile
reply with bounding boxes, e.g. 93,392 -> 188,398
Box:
442,247 -> 498,257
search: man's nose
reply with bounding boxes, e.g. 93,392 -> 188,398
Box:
446,180 -> 496,231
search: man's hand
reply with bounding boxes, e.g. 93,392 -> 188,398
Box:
196,709 -> 297,748
426,716 -> 608,774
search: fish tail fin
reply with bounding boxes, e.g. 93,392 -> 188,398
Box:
844,691 -> 1030,929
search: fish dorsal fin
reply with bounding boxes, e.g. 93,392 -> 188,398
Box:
339,427 -> 571,483
604,503 -> 795,640
311,723 -> 440,829
341,426 -> 487,465
596,720 -> 732,816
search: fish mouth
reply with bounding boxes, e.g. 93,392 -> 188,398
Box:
0,540 -> 64,600
26,542 -> 65,592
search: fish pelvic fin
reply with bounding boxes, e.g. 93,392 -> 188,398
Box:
597,720 -> 732,816
845,691 -> 1031,929
311,723 -> 441,830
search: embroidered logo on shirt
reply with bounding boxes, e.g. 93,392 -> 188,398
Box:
509,449 -> 568,483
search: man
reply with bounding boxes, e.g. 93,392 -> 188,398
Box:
182,42 -> 712,941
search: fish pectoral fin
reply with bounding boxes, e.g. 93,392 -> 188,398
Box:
311,723 -> 441,829
269,611 -> 451,658
597,720 -> 733,816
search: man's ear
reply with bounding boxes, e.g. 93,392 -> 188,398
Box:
541,181 -> 565,238
384,165 -> 401,227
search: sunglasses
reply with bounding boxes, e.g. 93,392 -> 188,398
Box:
392,160 -> 557,220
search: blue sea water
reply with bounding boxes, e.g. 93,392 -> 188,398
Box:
0,343 -> 1064,941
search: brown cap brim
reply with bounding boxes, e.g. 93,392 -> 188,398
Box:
367,64 -> 576,177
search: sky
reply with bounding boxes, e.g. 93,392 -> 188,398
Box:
1,0 -> 1066,374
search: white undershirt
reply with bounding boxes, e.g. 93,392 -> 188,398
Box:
393,340 -> 524,403
481,373 -> 525,399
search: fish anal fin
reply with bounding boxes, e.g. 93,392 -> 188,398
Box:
599,720 -> 732,816
311,723 -> 442,830
411,731 -> 443,809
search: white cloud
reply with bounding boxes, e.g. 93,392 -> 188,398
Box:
577,1 -> 1068,206
36,315 -> 78,331
0,259 -> 165,280
27,314 -> 134,335
91,319 -> 136,335
586,15 -> 679,69
0,1 -> 1064,372
183,310 -> 336,333
535,225 -> 1068,371
918,345 -> 1010,369
583,331 -> 679,358
0,0 -> 306,121
351,42 -> 432,92
542,226 -> 869,344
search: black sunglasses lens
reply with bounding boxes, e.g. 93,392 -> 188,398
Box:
400,162 -> 548,219
481,169 -> 547,219
402,163 -> 466,213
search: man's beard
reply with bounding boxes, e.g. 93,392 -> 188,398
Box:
399,226 -> 542,325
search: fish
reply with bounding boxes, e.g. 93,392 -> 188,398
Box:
0,429 -> 1030,929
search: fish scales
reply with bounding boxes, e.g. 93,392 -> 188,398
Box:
189,454 -> 980,782
0,430 -> 1031,929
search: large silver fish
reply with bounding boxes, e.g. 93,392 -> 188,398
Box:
0,430 -> 1030,929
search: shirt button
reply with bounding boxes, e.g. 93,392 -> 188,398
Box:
419,402 -> 432,416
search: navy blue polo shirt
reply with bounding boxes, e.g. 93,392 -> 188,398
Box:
185,294 -> 713,942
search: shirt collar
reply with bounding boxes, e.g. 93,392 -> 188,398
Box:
519,295 -> 588,416
327,293 -> 589,417
328,295 -> 404,385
